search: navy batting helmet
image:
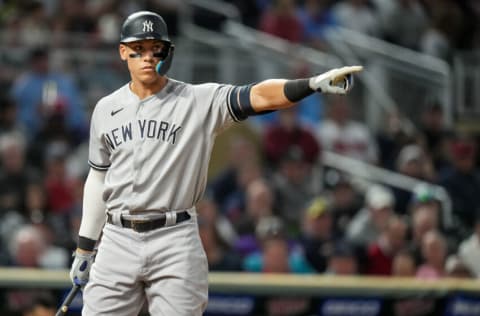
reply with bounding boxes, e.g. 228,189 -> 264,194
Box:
120,11 -> 174,76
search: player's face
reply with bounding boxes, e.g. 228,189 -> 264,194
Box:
119,40 -> 166,85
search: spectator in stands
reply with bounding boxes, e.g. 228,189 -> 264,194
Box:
419,15 -> 453,61
393,144 -> 435,214
196,195 -> 238,248
416,230 -> 447,279
244,218 -> 313,315
296,0 -> 337,50
209,136 -> 261,214
0,133 -> 39,217
331,0 -> 380,37
420,0 -> 466,61
52,0 -> 96,39
457,214 -> 480,278
24,182 -> 47,225
299,196 -> 337,272
376,109 -> 414,170
329,174 -> 363,235
233,178 -> 275,238
407,183 -> 444,230
10,47 -> 88,144
444,255 -> 473,278
270,146 -> 318,231
325,240 -> 358,275
376,0 -> 428,49
225,0 -> 263,28
409,204 -> 440,262
8,291 -> 56,316
396,143 -> 435,180
439,135 -> 480,235
243,216 -> 314,273
316,95 -> 378,164
2,1 -> 50,47
391,249 -> 416,276
0,95 -> 23,136
259,0 -> 304,43
198,220 -> 242,272
20,292 -> 56,316
263,107 -> 320,167
43,141 -> 76,215
8,224 -> 68,269
392,250 -> 436,316
346,184 -> 395,247
418,101 -> 453,171
366,215 -> 408,275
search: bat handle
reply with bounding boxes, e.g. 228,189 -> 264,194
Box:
56,285 -> 81,316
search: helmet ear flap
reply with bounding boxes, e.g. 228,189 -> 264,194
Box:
155,45 -> 174,76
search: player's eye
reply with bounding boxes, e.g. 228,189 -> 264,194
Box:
133,45 -> 143,52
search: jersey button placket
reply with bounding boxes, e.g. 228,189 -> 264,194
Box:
131,101 -> 144,208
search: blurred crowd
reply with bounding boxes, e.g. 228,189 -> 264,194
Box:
0,0 -> 480,315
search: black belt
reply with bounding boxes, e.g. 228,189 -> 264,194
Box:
107,211 -> 191,232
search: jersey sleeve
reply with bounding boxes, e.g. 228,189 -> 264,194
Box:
200,82 -> 272,132
88,103 -> 111,171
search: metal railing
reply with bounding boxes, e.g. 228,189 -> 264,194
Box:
322,151 -> 453,229
178,0 -> 453,131
1,268 -> 478,296
454,51 -> 480,118
324,27 -> 453,127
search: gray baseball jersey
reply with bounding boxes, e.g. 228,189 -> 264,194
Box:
89,78 -> 245,214
84,79 -> 252,315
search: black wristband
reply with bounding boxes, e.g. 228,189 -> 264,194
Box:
284,78 -> 314,102
78,236 -> 97,251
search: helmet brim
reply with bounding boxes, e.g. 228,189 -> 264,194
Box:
120,33 -> 170,43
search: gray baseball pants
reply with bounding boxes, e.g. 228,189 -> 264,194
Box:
82,213 -> 208,315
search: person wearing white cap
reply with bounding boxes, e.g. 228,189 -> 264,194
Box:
346,185 -> 395,247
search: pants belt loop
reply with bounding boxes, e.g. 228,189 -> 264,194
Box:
164,211 -> 177,227
110,212 -> 123,226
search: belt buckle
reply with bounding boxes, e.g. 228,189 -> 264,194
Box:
130,219 -> 147,232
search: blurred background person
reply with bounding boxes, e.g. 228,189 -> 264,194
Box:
243,216 -> 314,274
393,144 -> 435,214
10,47 -> 88,145
325,240 -> 359,275
198,220 -> 242,272
438,135 -> 480,238
316,95 -> 378,164
346,184 -> 395,248
366,215 -> 408,275
0,133 -> 40,218
457,213 -> 480,278
299,196 -> 338,273
209,136 -> 260,214
416,230 -> 448,279
270,146 -> 319,233
392,250 -> 417,277
331,0 -> 380,37
409,205 -> 441,264
444,255 -> 473,279
262,107 -> 320,168
259,0 -> 304,43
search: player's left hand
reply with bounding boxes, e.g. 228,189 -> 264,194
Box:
309,65 -> 363,95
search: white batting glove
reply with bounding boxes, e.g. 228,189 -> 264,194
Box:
309,65 -> 363,95
69,250 -> 95,288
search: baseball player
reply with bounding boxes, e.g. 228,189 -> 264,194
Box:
69,10 -> 362,316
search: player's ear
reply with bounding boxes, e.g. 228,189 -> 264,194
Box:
119,44 -> 128,61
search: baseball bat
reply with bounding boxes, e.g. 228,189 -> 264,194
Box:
55,285 -> 81,316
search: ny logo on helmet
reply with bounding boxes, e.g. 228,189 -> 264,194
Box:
143,20 -> 154,32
